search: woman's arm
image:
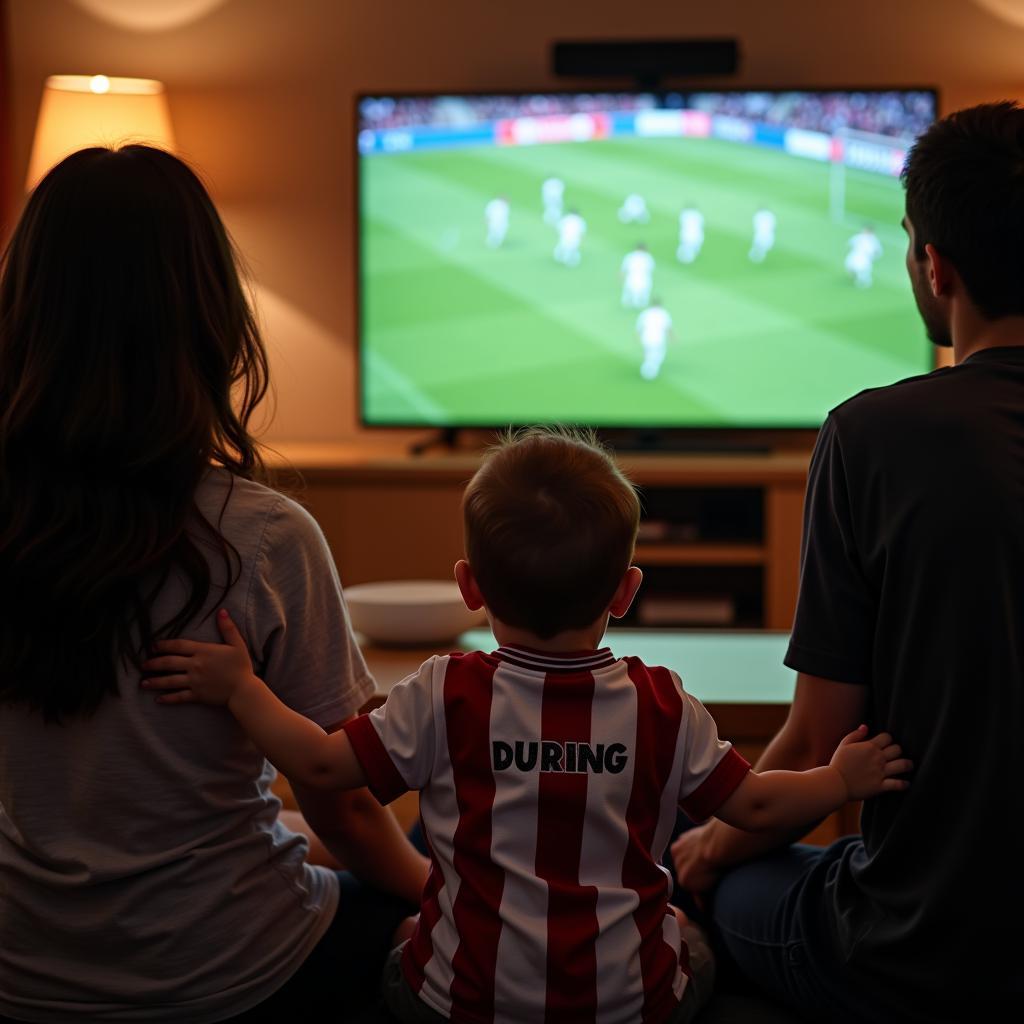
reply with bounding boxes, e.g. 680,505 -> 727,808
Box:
291,724 -> 430,905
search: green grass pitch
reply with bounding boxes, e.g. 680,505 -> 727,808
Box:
360,135 -> 933,427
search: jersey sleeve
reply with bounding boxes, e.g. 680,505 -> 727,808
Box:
246,496 -> 374,729
784,414 -> 876,685
674,676 -> 751,822
342,656 -> 441,805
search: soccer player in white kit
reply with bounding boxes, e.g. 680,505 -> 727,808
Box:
620,243 -> 655,308
542,176 -> 565,225
554,209 -> 586,267
748,207 -> 777,263
637,299 -> 674,380
617,193 -> 650,224
484,196 -> 510,248
846,225 -> 883,287
677,206 -> 705,264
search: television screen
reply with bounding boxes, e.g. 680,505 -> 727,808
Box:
358,89 -> 937,428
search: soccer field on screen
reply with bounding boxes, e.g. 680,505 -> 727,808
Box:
361,136 -> 932,427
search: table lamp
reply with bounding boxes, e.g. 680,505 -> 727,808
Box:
25,74 -> 175,190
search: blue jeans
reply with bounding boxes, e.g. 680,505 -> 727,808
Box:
665,813 -> 867,1023
710,840 -> 852,1021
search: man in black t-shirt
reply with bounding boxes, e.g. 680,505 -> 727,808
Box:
671,102 -> 1024,1022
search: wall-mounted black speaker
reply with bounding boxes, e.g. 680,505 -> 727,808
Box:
552,39 -> 739,87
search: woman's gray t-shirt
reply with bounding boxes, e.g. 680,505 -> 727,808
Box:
0,469 -> 375,1021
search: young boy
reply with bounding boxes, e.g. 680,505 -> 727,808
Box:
142,429 -> 911,1024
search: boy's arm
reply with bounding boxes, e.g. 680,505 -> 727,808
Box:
142,609 -> 366,791
712,721 -> 911,834
224,678 -> 367,791
714,764 -> 846,833
673,673 -> 867,889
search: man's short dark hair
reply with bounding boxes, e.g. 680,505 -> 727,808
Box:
902,101 -> 1024,319
463,427 -> 640,639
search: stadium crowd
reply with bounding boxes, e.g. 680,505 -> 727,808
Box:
688,90 -> 934,139
360,90 -> 933,140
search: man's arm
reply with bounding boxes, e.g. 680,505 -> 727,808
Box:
291,717 -> 430,906
672,673 -> 866,890
673,412 -> 880,891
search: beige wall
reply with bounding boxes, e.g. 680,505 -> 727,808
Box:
4,0 -> 1019,444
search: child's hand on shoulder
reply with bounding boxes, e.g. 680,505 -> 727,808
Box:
141,609 -> 260,707
830,725 -> 913,801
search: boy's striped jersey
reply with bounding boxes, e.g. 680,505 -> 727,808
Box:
344,646 -> 750,1024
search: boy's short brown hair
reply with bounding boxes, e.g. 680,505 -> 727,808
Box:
462,427 -> 641,639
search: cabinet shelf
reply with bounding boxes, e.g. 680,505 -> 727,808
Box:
635,543 -> 766,566
270,444 -> 810,631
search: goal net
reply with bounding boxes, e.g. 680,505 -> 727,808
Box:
829,128 -> 913,223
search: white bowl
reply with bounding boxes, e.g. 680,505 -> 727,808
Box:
345,580 -> 486,647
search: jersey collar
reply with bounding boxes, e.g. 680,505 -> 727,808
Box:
494,645 -> 617,673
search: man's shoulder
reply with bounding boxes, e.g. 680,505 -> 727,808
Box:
828,362 -> 960,433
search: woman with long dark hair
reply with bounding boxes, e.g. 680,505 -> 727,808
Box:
0,145 -> 427,1020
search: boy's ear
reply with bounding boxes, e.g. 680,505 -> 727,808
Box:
455,560 -> 485,611
609,566 -> 643,620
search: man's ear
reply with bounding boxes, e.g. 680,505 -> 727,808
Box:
609,566 -> 643,619
455,560 -> 485,611
924,242 -> 953,298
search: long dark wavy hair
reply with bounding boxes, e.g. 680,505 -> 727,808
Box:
0,145 -> 269,721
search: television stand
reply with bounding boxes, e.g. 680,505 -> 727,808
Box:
599,429 -> 776,455
270,445 -> 810,632
409,427 -> 461,456
606,428 -> 770,452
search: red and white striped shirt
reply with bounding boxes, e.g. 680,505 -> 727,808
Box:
344,646 -> 750,1024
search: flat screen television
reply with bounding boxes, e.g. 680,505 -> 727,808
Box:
357,88 -> 937,430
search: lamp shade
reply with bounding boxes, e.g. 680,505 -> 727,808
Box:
26,75 -> 175,190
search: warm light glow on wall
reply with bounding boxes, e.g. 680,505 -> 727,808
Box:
972,0 -> 1024,29
26,75 -> 175,190
71,0 -> 229,32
